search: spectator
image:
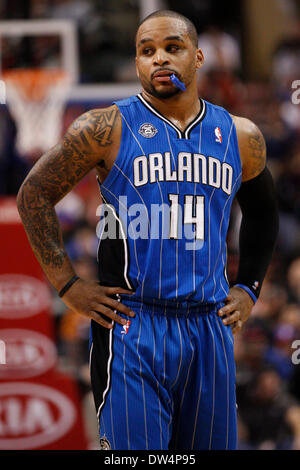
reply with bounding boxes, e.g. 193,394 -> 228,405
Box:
198,25 -> 241,73
238,368 -> 300,450
287,257 -> 300,303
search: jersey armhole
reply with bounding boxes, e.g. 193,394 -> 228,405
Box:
97,104 -> 125,190
230,118 -> 243,192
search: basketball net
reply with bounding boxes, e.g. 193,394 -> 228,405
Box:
3,69 -> 70,157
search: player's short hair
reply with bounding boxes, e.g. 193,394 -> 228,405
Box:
137,10 -> 198,48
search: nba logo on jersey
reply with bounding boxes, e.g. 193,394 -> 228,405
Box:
121,319 -> 131,334
215,127 -> 222,143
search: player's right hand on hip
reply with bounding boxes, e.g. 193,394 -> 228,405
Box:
60,278 -> 136,329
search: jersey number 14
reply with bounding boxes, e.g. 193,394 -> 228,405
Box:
168,194 -> 204,240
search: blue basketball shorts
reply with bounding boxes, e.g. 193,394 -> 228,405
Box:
89,298 -> 237,450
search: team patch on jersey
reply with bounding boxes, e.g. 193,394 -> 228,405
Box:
215,127 -> 222,143
100,436 -> 111,449
138,123 -> 158,138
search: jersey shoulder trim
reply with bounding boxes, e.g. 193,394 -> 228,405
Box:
204,99 -> 233,122
113,95 -> 139,108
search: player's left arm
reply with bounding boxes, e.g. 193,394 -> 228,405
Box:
218,116 -> 279,333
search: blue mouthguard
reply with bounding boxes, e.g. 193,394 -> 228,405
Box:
170,74 -> 186,91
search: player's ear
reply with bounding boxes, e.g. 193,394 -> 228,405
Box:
195,48 -> 204,70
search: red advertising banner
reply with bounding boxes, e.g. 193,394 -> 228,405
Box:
0,197 -> 89,449
0,197 -> 54,337
0,328 -> 57,380
0,374 -> 88,450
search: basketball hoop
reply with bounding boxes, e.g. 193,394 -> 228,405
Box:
3,68 -> 70,157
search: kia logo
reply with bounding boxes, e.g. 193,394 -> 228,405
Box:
0,330 -> 57,379
0,382 -> 76,449
0,274 -> 51,318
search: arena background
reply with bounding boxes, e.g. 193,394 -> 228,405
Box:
0,0 -> 300,450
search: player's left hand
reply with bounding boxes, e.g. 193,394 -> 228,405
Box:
217,286 -> 255,334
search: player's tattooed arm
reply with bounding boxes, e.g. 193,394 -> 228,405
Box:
16,105 -> 121,290
232,116 -> 266,182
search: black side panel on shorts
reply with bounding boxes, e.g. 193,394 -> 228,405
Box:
97,196 -> 134,290
98,230 -> 128,289
90,320 -> 112,414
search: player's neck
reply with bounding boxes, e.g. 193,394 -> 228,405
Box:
141,87 -> 201,132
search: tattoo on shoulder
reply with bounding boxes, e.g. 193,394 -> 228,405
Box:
247,125 -> 266,176
77,107 -> 119,148
248,129 -> 266,159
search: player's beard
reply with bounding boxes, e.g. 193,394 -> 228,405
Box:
146,82 -> 181,99
138,69 -> 183,99
138,64 -> 195,99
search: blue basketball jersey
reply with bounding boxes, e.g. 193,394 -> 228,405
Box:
97,94 -> 242,306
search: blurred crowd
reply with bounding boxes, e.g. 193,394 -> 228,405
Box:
1,0 -> 300,451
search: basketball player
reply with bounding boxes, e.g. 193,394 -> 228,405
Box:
17,10 -> 278,450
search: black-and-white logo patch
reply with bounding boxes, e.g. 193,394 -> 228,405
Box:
100,436 -> 111,450
138,123 -> 158,138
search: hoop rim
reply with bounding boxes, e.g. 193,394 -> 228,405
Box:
3,68 -> 69,101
